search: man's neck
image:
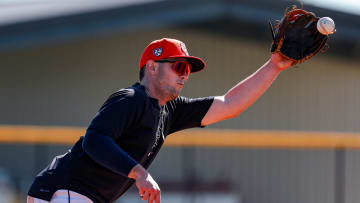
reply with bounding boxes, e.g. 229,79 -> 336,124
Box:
140,80 -> 167,106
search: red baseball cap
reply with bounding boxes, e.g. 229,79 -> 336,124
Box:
139,38 -> 206,73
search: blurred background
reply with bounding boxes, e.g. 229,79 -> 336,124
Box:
1,0 -> 360,202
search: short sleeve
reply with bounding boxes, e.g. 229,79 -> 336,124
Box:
167,96 -> 214,134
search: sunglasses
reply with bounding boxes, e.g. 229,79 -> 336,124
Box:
155,59 -> 191,77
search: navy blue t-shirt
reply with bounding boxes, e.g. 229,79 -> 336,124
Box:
28,83 -> 214,203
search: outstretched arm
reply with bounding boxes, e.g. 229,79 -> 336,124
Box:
201,53 -> 293,126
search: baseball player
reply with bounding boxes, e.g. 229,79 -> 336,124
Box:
26,37 -> 294,203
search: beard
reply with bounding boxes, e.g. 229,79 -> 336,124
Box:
166,86 -> 181,101
154,84 -> 180,102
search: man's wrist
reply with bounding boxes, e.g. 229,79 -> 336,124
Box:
269,53 -> 294,71
269,59 -> 284,71
128,164 -> 147,180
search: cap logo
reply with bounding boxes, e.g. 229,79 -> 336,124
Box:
180,42 -> 189,56
153,47 -> 162,57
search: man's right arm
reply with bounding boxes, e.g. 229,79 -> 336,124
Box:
83,93 -> 161,203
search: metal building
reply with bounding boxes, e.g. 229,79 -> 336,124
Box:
1,0 -> 360,202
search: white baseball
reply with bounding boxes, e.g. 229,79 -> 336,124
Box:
317,17 -> 336,35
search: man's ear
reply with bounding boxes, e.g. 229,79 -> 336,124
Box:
145,60 -> 157,74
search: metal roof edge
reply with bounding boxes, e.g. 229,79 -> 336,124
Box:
0,0 -> 358,53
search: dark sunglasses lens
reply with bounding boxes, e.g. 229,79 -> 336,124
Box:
173,62 -> 190,76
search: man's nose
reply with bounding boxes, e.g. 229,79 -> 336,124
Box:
180,74 -> 189,81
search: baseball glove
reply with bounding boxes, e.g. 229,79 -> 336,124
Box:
269,6 -> 329,65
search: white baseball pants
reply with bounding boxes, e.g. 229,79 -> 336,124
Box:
27,190 -> 93,203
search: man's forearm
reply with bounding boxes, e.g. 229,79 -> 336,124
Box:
82,130 -> 138,177
200,53 -> 293,126
223,58 -> 283,116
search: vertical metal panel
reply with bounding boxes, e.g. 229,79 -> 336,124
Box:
344,150 -> 360,203
335,149 -> 346,203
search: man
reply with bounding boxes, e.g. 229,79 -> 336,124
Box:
27,38 -> 293,203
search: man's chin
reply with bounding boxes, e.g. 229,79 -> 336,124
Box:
166,87 -> 182,101
169,93 -> 179,100
169,91 -> 180,100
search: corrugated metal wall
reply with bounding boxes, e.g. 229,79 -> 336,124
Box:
1,28 -> 359,131
1,27 -> 360,203
151,147 -> 336,203
0,144 -> 344,203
